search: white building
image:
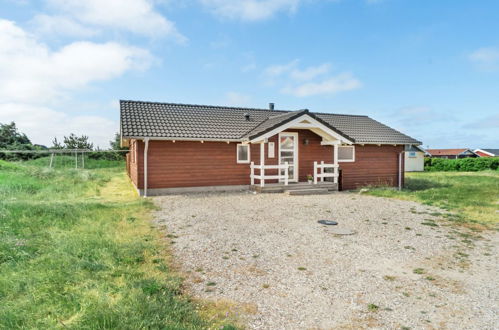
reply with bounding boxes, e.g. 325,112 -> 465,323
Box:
405,145 -> 425,172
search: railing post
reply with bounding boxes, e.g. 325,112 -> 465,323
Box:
284,162 -> 289,186
320,160 -> 324,182
313,161 -> 318,184
260,142 -> 265,187
250,161 -> 255,185
334,165 -> 338,184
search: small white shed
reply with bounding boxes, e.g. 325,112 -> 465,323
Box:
405,145 -> 425,172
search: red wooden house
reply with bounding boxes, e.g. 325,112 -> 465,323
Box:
120,101 -> 421,196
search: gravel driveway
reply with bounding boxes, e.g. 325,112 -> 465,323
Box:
153,192 -> 498,329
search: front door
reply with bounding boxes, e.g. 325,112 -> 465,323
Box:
279,132 -> 298,182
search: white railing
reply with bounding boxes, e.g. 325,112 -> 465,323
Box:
313,161 -> 339,184
251,162 -> 289,187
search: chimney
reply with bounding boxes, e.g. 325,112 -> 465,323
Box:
244,113 -> 250,121
269,103 -> 275,111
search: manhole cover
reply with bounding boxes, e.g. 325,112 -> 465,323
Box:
318,220 -> 338,225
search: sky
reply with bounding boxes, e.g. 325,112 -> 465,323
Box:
0,0 -> 498,149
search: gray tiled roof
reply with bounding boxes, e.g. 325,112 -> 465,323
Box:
120,100 -> 421,144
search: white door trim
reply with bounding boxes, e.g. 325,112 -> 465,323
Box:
278,132 -> 299,182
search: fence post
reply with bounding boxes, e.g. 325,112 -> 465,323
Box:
284,162 -> 289,186
250,162 -> 254,185
75,151 -> 78,169
49,153 -> 54,168
320,160 -> 324,182
313,161 -> 318,184
82,152 -> 85,169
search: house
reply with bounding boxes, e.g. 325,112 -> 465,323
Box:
404,145 -> 425,172
425,148 -> 478,159
120,101 -> 422,196
474,149 -> 499,157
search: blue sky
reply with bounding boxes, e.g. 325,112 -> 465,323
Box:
0,0 -> 498,148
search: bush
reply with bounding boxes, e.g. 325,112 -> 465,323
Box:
424,157 -> 499,172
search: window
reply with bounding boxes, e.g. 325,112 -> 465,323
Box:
237,144 -> 250,163
408,151 -> 416,158
268,142 -> 275,158
338,146 -> 355,162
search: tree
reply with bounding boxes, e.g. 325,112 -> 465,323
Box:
0,122 -> 31,149
110,132 -> 128,150
62,133 -> 94,150
51,137 -> 64,149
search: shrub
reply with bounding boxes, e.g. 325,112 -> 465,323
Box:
424,157 -> 499,172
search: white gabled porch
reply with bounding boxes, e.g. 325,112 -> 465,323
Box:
246,111 -> 349,193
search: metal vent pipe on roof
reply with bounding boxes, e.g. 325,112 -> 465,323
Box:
269,103 -> 274,111
244,113 -> 250,121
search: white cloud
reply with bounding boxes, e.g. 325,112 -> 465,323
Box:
0,19 -> 153,103
225,92 -> 252,106
464,114 -> 499,129
469,47 -> 499,71
264,59 -> 299,77
0,19 -> 152,148
200,0 -> 300,21
0,103 -> 118,148
263,60 -> 361,97
37,0 -> 185,41
282,73 -> 361,97
290,63 -> 331,81
30,14 -> 98,38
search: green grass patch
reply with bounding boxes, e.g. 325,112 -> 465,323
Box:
366,171 -> 499,227
0,160 -> 233,329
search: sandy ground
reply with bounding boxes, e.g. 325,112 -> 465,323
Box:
153,191 -> 498,329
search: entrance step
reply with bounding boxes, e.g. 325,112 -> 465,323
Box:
286,188 -> 330,195
251,182 -> 338,193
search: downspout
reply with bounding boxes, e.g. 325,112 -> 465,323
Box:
143,138 -> 150,197
398,151 -> 404,190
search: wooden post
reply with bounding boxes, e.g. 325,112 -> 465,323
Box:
260,142 -> 265,187
250,161 -> 255,185
82,152 -> 85,169
49,153 -> 54,168
313,161 -> 318,184
320,160 -> 324,182
75,151 -> 78,169
284,161 -> 289,186
333,144 -> 339,184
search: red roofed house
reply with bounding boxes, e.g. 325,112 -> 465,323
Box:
474,149 -> 499,157
426,149 -> 478,159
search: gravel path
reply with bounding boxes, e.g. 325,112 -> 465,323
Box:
153,192 -> 498,329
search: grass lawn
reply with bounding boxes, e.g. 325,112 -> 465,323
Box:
0,160 -> 235,329
366,171 -> 499,228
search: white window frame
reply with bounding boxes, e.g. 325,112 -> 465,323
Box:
268,142 -> 275,158
236,144 -> 250,164
338,145 -> 355,162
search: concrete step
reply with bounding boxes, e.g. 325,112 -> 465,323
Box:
286,188 -> 330,195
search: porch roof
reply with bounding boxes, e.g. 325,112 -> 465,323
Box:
120,100 -> 422,145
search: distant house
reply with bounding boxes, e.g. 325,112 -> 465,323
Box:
404,145 -> 425,172
474,149 -> 499,157
120,100 -> 421,196
426,149 -> 478,159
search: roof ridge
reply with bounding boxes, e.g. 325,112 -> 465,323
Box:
120,100 -> 371,118
120,99 -> 289,113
